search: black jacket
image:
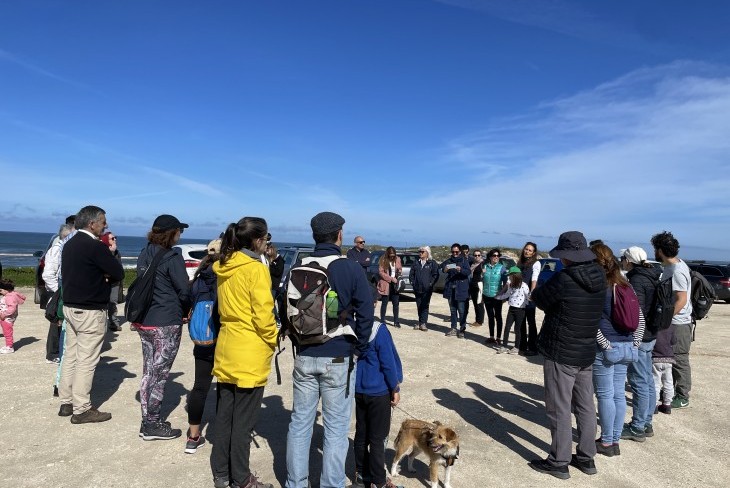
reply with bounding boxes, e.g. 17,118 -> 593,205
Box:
626,265 -> 661,342
532,261 -> 607,367
191,263 -> 217,360
62,231 -> 125,309
409,259 -> 439,294
136,243 -> 192,326
269,255 -> 284,289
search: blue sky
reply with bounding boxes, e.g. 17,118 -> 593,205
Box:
2,0 -> 730,259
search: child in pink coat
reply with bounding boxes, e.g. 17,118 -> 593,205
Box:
0,279 -> 26,354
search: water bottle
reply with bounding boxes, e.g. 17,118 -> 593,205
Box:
326,290 -> 338,319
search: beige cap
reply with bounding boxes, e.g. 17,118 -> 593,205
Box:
207,239 -> 222,255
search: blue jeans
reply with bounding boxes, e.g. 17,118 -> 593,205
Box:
447,298 -> 467,331
286,355 -> 356,488
593,342 -> 637,444
627,339 -> 656,429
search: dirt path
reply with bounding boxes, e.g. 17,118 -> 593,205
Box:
1,288 -> 728,487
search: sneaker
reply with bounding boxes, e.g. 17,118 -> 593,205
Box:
185,435 -> 206,454
496,347 -> 507,354
671,396 -> 689,409
0,346 -> 14,354
445,329 -> 457,337
143,421 -> 182,440
234,472 -> 273,488
485,337 -> 496,344
471,321 -> 483,327
372,481 -> 405,488
658,404 -> 672,415
508,347 -> 519,355
214,477 -> 230,488
569,454 -> 597,475
349,473 -> 367,488
70,407 -> 112,424
46,357 -> 60,364
620,423 -> 646,442
644,424 -> 654,437
496,339 -> 502,346
53,385 -> 59,397
393,323 -> 401,329
108,323 -> 123,332
595,440 -> 617,457
456,331 -> 465,339
412,324 -> 420,331
58,403 -> 73,417
419,323 -> 427,331
528,459 -> 570,480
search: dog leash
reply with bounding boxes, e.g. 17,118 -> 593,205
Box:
393,403 -> 419,420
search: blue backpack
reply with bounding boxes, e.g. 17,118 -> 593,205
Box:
188,299 -> 217,345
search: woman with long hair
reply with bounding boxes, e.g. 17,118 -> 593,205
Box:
376,246 -> 402,328
591,243 -> 643,457
210,217 -> 277,488
517,242 -> 541,356
135,214 -> 191,441
481,248 -> 508,345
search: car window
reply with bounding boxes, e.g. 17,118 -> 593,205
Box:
371,253 -> 381,267
399,254 -> 417,267
188,250 -> 208,260
699,266 -> 722,277
281,250 -> 295,267
297,251 -> 313,262
541,260 -> 557,272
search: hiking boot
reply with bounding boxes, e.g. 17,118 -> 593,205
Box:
143,421 -> 182,440
569,454 -> 597,475
214,477 -> 230,488
528,459 -> 570,480
644,424 -> 654,437
233,472 -> 273,488
445,329 -> 458,337
419,323 -> 427,331
185,435 -> 206,454
58,403 -> 73,417
658,404 -> 672,415
671,396 -> 689,409
471,321 -> 483,327
620,423 -> 646,442
595,440 -> 617,457
70,407 -> 112,424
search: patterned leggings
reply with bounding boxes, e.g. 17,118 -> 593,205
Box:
138,325 -> 182,422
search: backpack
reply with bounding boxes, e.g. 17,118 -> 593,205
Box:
648,278 -> 674,331
124,248 -> 168,324
188,300 -> 217,345
690,270 -> 716,320
284,255 -> 355,346
611,283 -> 640,334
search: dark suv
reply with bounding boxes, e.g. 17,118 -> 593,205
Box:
686,261 -> 730,303
433,256 -> 516,292
366,250 -> 419,293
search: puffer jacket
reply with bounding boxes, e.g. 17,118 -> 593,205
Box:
532,261 -> 607,367
626,265 -> 661,341
441,255 -> 471,301
137,243 -> 191,326
482,262 -> 506,297
212,250 -> 278,388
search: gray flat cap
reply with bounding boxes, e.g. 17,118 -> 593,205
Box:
310,211 -> 345,234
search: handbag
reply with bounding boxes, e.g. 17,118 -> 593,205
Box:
44,288 -> 64,322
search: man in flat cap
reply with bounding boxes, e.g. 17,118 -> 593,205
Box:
284,212 -> 374,488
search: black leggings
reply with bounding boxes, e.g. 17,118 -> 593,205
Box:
187,356 -> 214,425
483,297 -> 504,339
518,306 -> 538,352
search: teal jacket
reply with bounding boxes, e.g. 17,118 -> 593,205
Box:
482,262 -> 507,297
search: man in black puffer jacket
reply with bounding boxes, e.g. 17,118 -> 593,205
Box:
528,231 -> 607,480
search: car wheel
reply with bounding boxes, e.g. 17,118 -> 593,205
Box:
725,299 -> 730,304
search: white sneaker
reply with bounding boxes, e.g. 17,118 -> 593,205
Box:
0,346 -> 15,354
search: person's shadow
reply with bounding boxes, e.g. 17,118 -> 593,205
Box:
432,382 -> 549,462
10,336 -> 40,350
91,356 -> 137,409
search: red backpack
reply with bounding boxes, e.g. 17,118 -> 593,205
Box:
611,283 -> 640,334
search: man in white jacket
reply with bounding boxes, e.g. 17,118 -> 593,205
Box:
42,221 -> 74,364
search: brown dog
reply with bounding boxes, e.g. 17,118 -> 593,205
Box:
390,419 -> 460,488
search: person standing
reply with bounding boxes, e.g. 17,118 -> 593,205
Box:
481,248 -> 507,345
346,236 -> 371,272
58,205 -> 124,424
135,215 -> 191,440
284,212 -> 373,488
100,231 -> 123,332
42,222 -> 74,363
409,246 -> 439,331
440,243 -> 471,339
377,247 -> 402,328
468,249 -> 485,328
651,231 -> 693,409
517,242 -> 541,356
621,246 -> 661,442
211,217 -> 277,488
529,231 -> 606,479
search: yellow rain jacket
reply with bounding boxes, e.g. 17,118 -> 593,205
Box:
212,251 -> 278,388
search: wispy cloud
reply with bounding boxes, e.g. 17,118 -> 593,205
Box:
142,167 -> 226,198
0,47 -> 93,91
417,61 -> 730,250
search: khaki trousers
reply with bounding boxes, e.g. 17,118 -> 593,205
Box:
59,306 -> 106,414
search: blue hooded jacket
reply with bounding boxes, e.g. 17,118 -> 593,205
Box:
355,322 -> 403,397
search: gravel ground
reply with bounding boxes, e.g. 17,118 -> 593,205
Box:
1,287 -> 729,488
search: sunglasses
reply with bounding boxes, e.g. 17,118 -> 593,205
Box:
473,253 -> 481,257
356,241 -> 365,244
490,254 -> 500,257
451,250 -> 460,254
109,237 -> 117,241
419,250 -> 426,253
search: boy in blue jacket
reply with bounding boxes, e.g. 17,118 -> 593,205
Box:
351,321 -> 404,488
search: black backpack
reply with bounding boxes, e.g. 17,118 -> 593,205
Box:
124,248 -> 168,324
690,270 -> 716,321
648,278 -> 674,331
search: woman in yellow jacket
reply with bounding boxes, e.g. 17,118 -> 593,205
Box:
210,217 -> 277,488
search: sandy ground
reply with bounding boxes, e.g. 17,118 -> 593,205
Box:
1,287 -> 729,488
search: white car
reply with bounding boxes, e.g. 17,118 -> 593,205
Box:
173,244 -> 209,281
